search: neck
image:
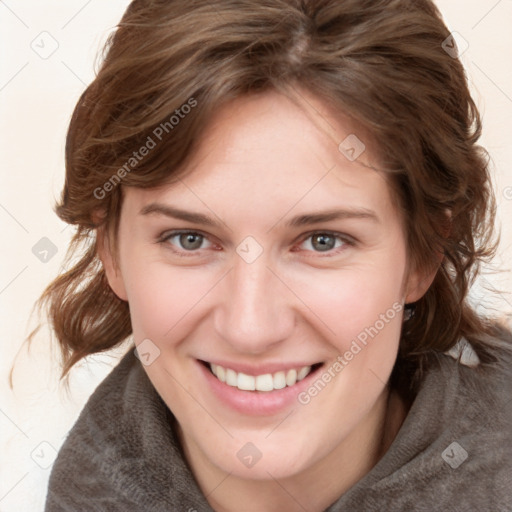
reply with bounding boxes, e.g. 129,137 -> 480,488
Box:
177,384 -> 409,512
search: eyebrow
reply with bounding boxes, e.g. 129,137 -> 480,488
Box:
139,203 -> 380,228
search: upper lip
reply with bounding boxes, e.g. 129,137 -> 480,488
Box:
200,359 -> 322,376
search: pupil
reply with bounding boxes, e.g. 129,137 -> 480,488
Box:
180,233 -> 202,250
313,234 -> 334,252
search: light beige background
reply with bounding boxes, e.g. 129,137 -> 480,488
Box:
1,1 -> 511,510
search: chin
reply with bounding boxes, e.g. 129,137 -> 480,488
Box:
202,432 -> 319,481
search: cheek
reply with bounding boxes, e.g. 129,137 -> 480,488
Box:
291,253 -> 406,349
121,255 -> 217,341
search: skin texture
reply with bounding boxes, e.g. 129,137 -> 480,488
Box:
99,90 -> 434,512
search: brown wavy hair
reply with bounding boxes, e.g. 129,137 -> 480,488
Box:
26,0 -> 512,390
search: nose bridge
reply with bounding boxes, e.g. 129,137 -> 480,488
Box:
214,254 -> 293,353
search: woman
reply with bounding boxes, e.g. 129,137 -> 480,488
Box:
40,0 -> 512,510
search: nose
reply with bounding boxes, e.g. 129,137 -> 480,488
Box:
213,253 -> 295,355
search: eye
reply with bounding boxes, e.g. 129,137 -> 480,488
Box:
297,232 -> 352,254
159,230 -> 213,252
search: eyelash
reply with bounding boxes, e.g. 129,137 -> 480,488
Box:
156,230 -> 355,258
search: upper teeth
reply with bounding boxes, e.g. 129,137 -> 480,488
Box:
209,363 -> 313,392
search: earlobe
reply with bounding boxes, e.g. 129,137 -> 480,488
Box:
96,227 -> 128,301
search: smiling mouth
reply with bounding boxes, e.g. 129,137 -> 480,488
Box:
200,361 -> 324,392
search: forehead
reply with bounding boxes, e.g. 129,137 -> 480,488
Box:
123,90 -> 399,227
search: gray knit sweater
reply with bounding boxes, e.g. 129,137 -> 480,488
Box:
45,345 -> 512,511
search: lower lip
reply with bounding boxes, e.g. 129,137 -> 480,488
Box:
196,360 -> 323,416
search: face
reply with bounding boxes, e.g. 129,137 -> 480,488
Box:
101,90 -> 429,481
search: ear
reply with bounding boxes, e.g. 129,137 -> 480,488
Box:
404,265 -> 438,304
96,225 -> 128,301
404,209 -> 451,303
403,250 -> 444,304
